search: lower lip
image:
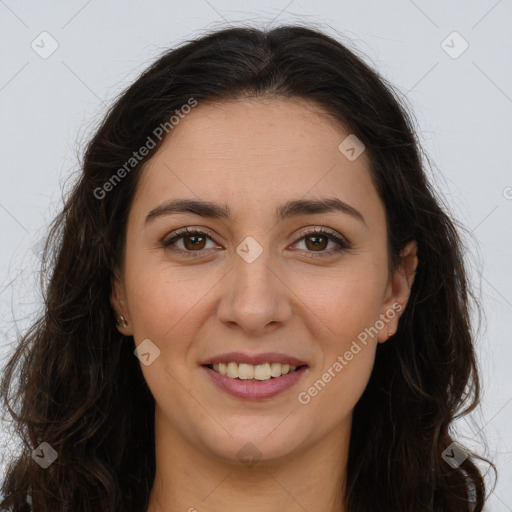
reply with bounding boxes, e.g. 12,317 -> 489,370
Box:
202,365 -> 308,400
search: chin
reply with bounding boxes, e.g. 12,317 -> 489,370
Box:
202,428 -> 302,466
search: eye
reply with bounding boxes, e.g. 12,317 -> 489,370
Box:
162,228 -> 219,257
161,226 -> 351,258
292,227 -> 352,257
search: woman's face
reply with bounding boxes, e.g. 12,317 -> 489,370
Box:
112,97 -> 416,464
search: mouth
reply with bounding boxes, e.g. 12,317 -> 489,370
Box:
203,362 -> 308,381
202,362 -> 309,400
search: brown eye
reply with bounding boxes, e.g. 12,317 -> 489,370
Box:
162,227 -> 351,259
304,234 -> 329,251
182,233 -> 207,250
294,228 -> 351,257
162,228 -> 217,256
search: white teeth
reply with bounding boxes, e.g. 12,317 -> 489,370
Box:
226,362 -> 238,378
210,362 -> 299,380
238,363 -> 254,380
271,363 -> 288,377
254,363 -> 271,380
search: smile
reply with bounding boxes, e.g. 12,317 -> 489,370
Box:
202,363 -> 309,400
206,362 -> 303,381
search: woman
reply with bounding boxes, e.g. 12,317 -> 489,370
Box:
0,24 -> 495,512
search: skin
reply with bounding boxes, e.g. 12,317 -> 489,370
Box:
111,97 -> 417,512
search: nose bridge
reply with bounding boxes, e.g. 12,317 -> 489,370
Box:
216,233 -> 291,333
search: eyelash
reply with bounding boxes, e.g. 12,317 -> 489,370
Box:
161,227 -> 351,258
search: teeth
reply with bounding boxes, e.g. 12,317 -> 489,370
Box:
226,362 -> 238,378
211,362 -> 298,380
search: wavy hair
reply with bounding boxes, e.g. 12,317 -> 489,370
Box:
0,24 -> 496,511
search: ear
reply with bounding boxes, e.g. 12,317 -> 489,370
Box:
110,270 -> 133,336
377,240 -> 418,343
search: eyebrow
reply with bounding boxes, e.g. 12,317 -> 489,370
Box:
145,197 -> 367,227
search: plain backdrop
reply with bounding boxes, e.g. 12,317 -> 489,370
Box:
0,1 -> 510,509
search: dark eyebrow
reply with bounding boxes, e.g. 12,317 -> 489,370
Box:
145,197 -> 367,227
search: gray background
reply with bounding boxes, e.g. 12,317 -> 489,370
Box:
0,1 -> 510,509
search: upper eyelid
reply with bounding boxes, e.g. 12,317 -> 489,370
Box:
162,227 -> 219,245
295,226 -> 344,239
162,226 -> 350,248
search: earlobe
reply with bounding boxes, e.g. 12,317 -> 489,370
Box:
116,315 -> 128,328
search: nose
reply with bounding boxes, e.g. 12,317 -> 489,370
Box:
216,243 -> 293,336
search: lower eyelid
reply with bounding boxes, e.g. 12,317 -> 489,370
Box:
162,231 -> 217,250
163,229 -> 350,256
294,235 -> 345,252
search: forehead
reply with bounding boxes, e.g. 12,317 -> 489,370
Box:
132,97 -> 383,226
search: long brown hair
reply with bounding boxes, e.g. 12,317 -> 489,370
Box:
0,24 -> 496,511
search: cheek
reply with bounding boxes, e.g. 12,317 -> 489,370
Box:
295,261 -> 386,337
292,267 -> 384,410
124,253 -> 208,340
124,267 -> 207,411
296,296 -> 380,425
297,344 -> 375,429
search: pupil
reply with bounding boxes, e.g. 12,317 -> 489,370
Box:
186,235 -> 204,249
308,235 -> 326,250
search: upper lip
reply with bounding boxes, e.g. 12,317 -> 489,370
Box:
201,352 -> 308,367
